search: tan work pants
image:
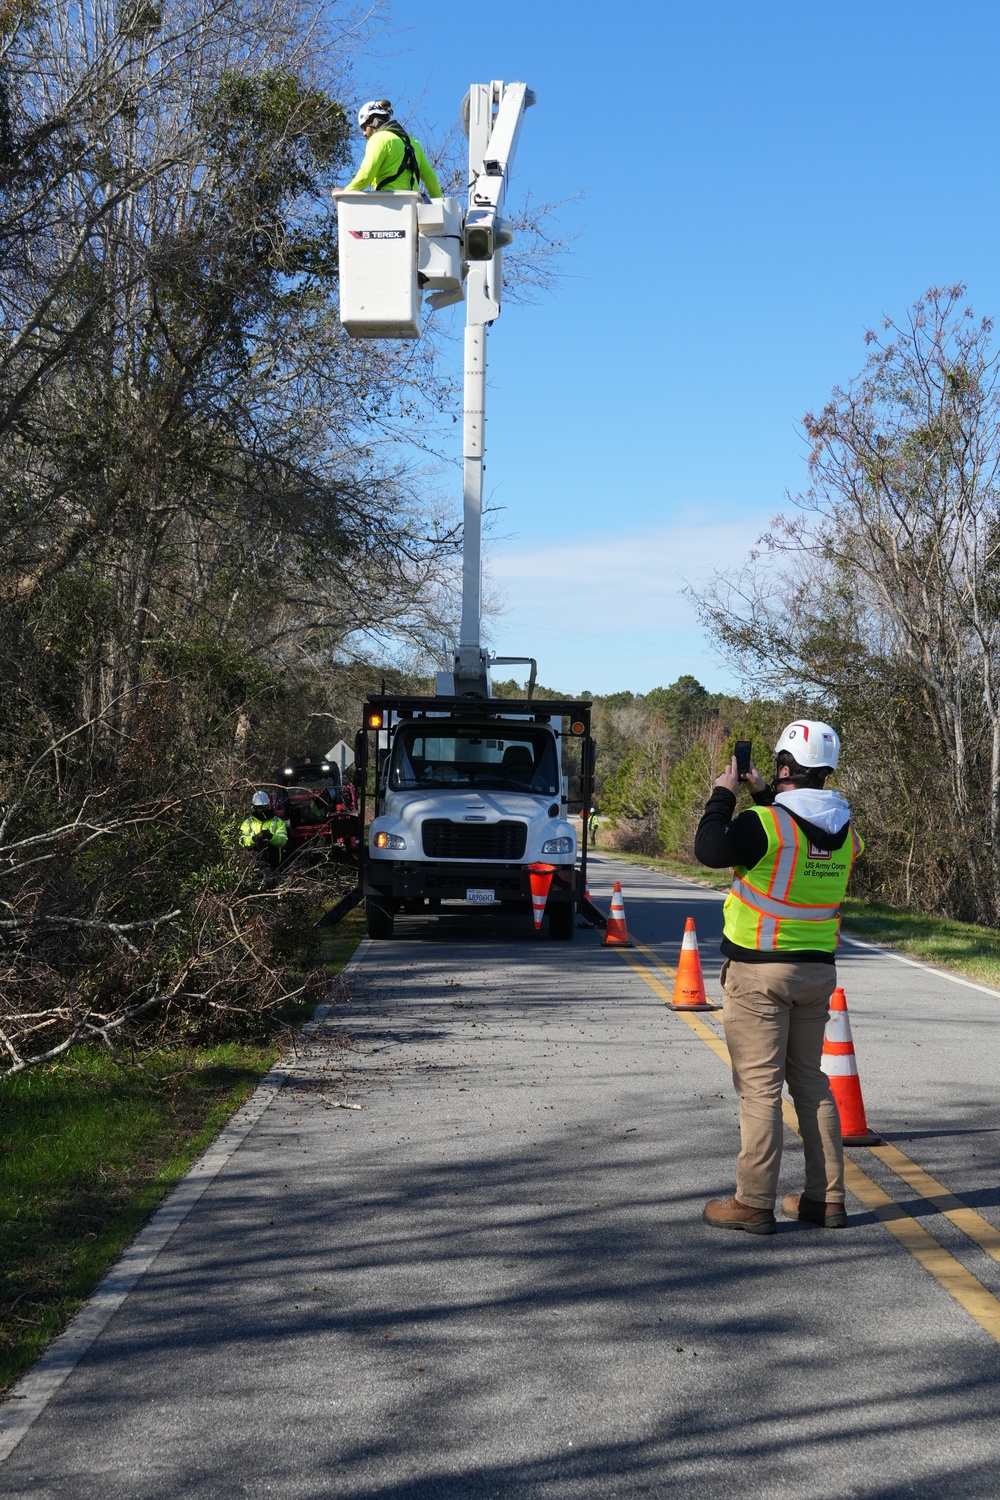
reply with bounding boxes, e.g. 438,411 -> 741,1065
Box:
721,959 -> 844,1210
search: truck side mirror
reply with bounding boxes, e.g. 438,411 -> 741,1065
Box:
354,729 -> 368,773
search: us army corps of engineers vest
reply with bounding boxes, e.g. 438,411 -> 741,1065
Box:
723,804 -> 864,953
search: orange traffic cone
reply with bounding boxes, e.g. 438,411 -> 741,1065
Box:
670,917 -> 718,1010
529,863 -> 555,931
603,881 -> 629,945
821,987 -> 881,1146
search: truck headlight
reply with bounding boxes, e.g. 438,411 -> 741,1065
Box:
541,835 -> 574,855
374,831 -> 406,850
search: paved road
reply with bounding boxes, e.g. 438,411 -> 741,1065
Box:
3,856 -> 1000,1498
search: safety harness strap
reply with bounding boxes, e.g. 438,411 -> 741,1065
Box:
374,123 -> 420,190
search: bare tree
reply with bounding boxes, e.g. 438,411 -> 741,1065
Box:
696,286 -> 1000,920
0,1 -> 459,766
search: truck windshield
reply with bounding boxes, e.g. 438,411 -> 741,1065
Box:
389,725 -> 560,794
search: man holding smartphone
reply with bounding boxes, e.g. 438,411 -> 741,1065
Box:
693,721 -> 864,1235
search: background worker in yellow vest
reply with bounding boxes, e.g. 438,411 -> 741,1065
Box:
343,99 -> 442,198
239,790 -> 289,890
694,720 -> 864,1236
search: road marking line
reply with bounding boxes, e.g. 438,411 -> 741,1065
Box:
838,933 -> 1000,999
631,937 -> 675,971
619,948 -> 730,1066
868,1142 -> 1000,1266
782,1102 -> 1000,1344
0,942 -> 373,1466
620,943 -> 1000,1347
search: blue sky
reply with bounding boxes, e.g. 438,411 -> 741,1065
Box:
350,0 -> 1000,696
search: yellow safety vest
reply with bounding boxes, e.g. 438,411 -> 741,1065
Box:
239,815 -> 288,854
723,804 -> 863,953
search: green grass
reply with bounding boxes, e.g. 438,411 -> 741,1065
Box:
0,904 -> 364,1393
0,1044 -> 275,1391
597,849 -> 1000,989
839,899 -> 1000,988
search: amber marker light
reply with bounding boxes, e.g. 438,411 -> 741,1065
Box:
374,831 -> 389,849
571,721 -> 585,735
367,712 -> 383,729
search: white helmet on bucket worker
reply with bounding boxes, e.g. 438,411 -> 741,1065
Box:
775,720 -> 840,770
251,790 -> 272,810
357,98 -> 392,130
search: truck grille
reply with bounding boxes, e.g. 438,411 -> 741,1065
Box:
421,820 -> 527,860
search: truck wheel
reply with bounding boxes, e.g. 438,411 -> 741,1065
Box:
547,903 -> 575,941
365,896 -> 394,940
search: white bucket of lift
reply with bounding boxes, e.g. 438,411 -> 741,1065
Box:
336,190 -> 421,339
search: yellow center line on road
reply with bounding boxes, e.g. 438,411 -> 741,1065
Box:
784,1101 -> 1000,1343
618,947 -> 730,1065
869,1142 -> 1000,1267
617,942 -> 1000,1347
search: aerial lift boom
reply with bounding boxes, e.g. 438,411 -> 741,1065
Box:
451,82 -> 535,699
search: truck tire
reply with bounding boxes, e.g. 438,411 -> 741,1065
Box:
547,902 -> 575,941
365,895 -> 394,940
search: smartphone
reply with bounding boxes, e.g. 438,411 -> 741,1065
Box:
734,739 -> 753,780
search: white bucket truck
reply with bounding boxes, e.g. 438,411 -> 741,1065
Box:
330,83 -> 602,941
353,691 -> 595,939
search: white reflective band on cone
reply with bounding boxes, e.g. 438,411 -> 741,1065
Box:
681,930 -> 698,950
821,1053 -> 859,1077
825,1010 -> 854,1044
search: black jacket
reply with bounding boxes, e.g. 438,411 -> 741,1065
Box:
694,786 -> 852,965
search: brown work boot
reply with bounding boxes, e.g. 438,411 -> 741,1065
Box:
781,1193 -> 847,1229
703,1195 -> 776,1235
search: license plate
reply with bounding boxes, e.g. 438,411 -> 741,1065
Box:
466,888 -> 495,904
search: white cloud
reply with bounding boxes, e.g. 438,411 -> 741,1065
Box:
483,518 -> 765,693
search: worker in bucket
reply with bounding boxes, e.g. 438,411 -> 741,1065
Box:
239,790 -> 289,890
342,99 -> 442,198
693,721 -> 864,1235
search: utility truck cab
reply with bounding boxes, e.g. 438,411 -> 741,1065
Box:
357,695 -> 595,940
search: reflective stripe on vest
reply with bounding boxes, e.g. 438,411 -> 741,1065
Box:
723,804 -> 862,953
728,876 -> 840,921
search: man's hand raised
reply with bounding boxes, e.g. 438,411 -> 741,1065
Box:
715,757 -> 768,796
714,756 -> 741,795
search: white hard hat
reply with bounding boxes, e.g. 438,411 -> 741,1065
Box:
252,790 -> 271,809
357,98 -> 392,129
775,720 -> 840,770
